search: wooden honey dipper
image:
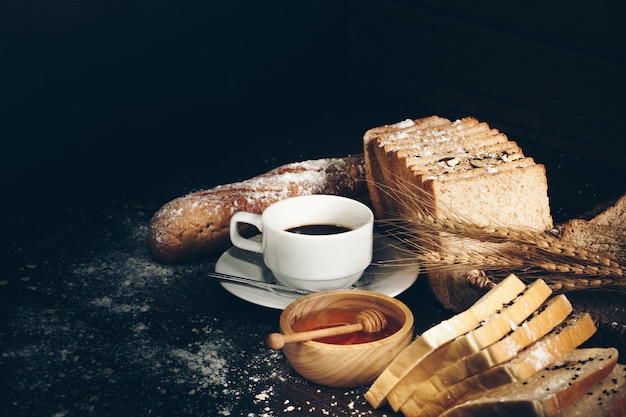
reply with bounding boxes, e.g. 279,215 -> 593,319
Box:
266,309 -> 388,350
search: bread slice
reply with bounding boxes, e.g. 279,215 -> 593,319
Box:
560,192 -> 626,260
421,161 -> 550,227
383,279 -> 552,409
438,347 -> 619,417
559,362 -> 626,417
420,312 -> 597,417
363,116 -> 554,311
398,294 -> 573,414
589,192 -> 626,226
364,273 -> 526,409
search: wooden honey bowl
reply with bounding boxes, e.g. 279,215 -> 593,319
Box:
278,289 -> 414,388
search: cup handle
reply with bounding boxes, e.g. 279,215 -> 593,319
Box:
229,211 -> 264,253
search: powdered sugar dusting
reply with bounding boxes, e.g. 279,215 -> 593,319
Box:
523,339 -> 554,371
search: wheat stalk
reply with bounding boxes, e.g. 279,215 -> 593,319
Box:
373,178 -> 626,292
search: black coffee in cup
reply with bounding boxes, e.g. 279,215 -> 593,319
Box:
285,224 -> 351,235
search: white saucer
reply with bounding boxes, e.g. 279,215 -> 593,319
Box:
214,234 -> 420,309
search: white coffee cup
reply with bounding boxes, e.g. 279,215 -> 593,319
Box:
229,195 -> 374,292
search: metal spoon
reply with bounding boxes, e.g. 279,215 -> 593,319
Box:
208,271 -> 373,296
207,271 -> 313,295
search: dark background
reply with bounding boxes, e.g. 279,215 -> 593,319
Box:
2,0 -> 625,241
2,1 -> 355,206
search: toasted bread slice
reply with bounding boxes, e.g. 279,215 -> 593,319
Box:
398,294 -> 573,414
420,312 -> 597,417
364,274 -> 526,409
438,347 -> 618,417
383,279 -> 552,410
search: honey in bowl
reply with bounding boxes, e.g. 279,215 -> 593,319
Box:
292,307 -> 402,345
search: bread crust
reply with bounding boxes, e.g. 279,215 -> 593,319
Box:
147,154 -> 368,263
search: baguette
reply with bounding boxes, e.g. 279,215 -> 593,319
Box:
147,154 -> 367,263
384,279 -> 552,410
398,294 -> 573,415
439,347 -> 619,417
364,274 -> 526,408
420,312 -> 597,416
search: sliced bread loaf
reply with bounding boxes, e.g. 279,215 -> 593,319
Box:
364,273 -> 526,408
420,312 -> 597,417
364,115 -> 552,226
383,279 -> 552,410
438,347 -> 619,417
397,294 -> 573,414
363,115 -> 554,311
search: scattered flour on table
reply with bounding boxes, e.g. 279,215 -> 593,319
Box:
169,343 -> 229,388
3,207 -> 380,417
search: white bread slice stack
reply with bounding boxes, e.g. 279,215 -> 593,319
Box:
397,293 -> 574,414
364,273 -> 526,408
365,271 -> 625,417
384,278 -> 553,409
438,347 -> 619,417
363,116 -> 554,311
419,312 -> 598,416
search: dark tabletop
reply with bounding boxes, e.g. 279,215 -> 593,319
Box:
2,1 -> 626,416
